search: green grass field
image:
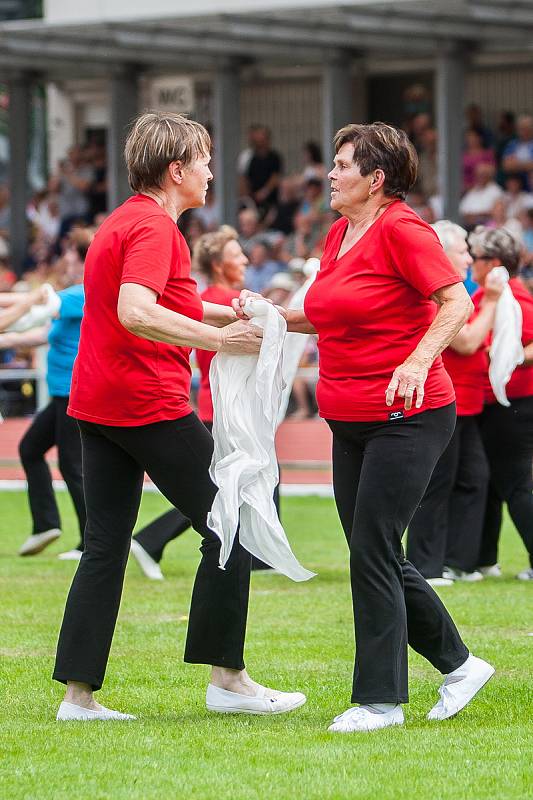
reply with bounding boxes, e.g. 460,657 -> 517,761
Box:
0,490 -> 531,800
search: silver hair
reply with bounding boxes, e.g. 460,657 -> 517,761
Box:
431,220 -> 467,253
468,225 -> 523,276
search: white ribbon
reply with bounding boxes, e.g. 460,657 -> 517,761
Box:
488,266 -> 524,407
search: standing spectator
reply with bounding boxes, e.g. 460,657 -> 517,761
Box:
244,126 -> 283,218
237,207 -> 263,255
465,104 -> 494,149
459,164 -> 504,227
502,115 -> 533,190
495,111 -> 516,181
50,146 -> 94,237
462,130 -> 496,192
87,145 -> 108,223
417,128 -> 438,199
245,240 -> 285,294
301,141 -> 326,184
504,175 -> 532,219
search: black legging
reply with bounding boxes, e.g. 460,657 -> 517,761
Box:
407,415 -> 489,576
479,396 -> 533,569
19,396 -> 86,549
53,412 -> 251,690
328,403 -> 468,704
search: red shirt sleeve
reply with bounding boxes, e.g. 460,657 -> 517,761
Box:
121,214 -> 176,296
386,216 -> 462,298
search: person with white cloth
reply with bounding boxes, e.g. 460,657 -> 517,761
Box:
0,284 -> 49,332
469,226 -> 533,580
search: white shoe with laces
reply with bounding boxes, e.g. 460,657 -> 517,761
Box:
57,549 -> 82,561
443,566 -> 484,583
479,564 -> 502,578
516,567 -> 533,581
19,529 -> 61,556
130,540 -> 164,581
427,654 -> 495,721
56,701 -> 136,721
206,684 -> 306,715
328,704 -> 404,733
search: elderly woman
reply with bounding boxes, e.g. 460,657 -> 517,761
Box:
238,123 -> 495,732
469,226 -> 533,581
53,112 -> 306,721
407,221 -> 504,584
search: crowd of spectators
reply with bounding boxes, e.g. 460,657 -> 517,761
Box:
1,104 -> 533,416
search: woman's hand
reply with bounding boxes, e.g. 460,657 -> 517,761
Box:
231,290 -> 265,320
218,319 -> 263,355
482,270 -> 506,304
386,356 -> 429,411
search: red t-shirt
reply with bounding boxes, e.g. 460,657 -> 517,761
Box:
195,284 -> 240,423
473,277 -> 533,404
68,194 -> 203,426
441,308 -> 488,416
304,201 -> 462,422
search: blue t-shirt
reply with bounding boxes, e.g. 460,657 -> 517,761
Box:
503,139 -> 533,189
47,284 -> 84,397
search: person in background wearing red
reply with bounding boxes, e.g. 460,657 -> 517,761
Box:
407,221 -> 504,585
53,112 -> 306,722
131,226 -> 276,578
470,226 -> 533,581
244,122 -> 495,733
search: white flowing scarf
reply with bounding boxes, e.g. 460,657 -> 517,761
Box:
208,297 -> 315,582
488,266 -> 524,407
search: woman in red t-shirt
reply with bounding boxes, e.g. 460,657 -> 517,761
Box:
53,113 -> 306,721
469,226 -> 533,581
237,123 -> 494,732
407,221 -> 504,583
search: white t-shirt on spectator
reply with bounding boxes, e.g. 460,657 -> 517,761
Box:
459,182 -> 504,216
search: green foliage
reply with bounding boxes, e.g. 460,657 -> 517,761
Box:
0,492 -> 531,799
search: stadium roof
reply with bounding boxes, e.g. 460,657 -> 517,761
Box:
0,0 -> 532,78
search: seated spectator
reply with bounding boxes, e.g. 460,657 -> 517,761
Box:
486,199 -> 522,239
243,126 -> 283,218
502,114 -> 533,190
459,163 -> 504,227
299,178 -> 326,219
238,207 -> 263,256
520,208 -> 533,262
417,127 -> 438,199
263,271 -> 295,306
87,144 -> 108,223
192,183 -> 219,232
300,141 -> 326,184
49,146 -> 94,237
245,240 -> 286,294
462,129 -> 495,191
465,103 -> 494,149
495,111 -> 516,181
504,175 -> 533,219
264,177 -> 300,234
405,190 -> 435,223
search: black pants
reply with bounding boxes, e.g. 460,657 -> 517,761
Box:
132,420 -> 280,570
19,396 -> 86,548
328,404 -> 468,704
479,397 -> 533,568
407,415 -> 489,576
53,412 -> 251,690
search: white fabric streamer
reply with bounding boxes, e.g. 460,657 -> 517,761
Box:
488,266 -> 524,407
8,284 -> 61,333
208,297 -> 315,582
277,260 -> 319,425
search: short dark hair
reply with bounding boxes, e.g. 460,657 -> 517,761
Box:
333,122 -> 418,200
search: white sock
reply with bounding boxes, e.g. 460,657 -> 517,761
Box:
365,703 -> 398,714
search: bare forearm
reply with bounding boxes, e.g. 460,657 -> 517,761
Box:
411,295 -> 473,367
286,308 -> 317,334
522,341 -> 533,366
449,301 -> 496,356
0,325 -> 48,349
202,301 -> 237,327
121,303 -> 221,351
0,298 -> 34,332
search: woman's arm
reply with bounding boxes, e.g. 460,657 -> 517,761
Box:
0,287 -> 47,333
0,325 -> 49,350
118,283 -> 262,354
386,282 -> 473,410
202,301 -> 237,327
285,308 -> 317,335
448,273 -> 504,356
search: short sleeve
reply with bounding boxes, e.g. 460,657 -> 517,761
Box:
58,287 -> 84,320
121,214 -> 175,296
387,216 -> 462,298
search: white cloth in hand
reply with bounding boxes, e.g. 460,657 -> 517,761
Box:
208,297 -> 315,582
488,266 -> 524,407
8,284 -> 61,333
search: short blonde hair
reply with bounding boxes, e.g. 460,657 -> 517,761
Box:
125,112 -> 211,194
193,226 -> 239,277
432,220 -> 467,253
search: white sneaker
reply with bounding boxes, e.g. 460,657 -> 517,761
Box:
427,654 -> 495,721
328,704 -> 404,733
516,568 -> 533,581
426,577 -> 454,587
206,684 -> 306,715
56,700 -> 136,721
130,540 -> 164,581
443,566 -> 484,583
19,529 -> 61,556
479,564 -> 502,578
58,549 -> 83,561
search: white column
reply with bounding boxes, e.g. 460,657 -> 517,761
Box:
8,74 -> 31,275
213,62 -> 241,227
108,69 -> 139,211
322,52 -> 354,170
436,47 -> 466,222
